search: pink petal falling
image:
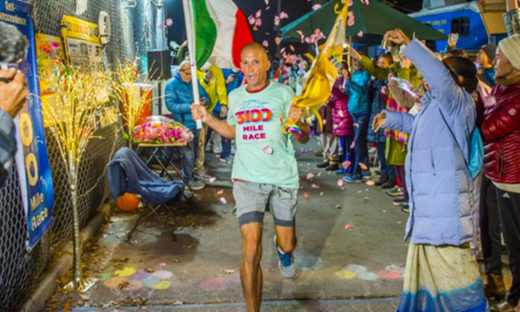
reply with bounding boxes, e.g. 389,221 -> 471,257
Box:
344,223 -> 354,230
275,37 -> 281,45
347,11 -> 355,27
342,160 -> 352,169
359,162 -> 368,171
312,4 -> 322,10
220,197 -> 227,205
357,30 -> 364,37
311,183 -> 320,189
262,40 -> 269,47
337,179 -> 344,187
255,9 -> 262,18
274,15 -> 280,26
279,11 -> 288,19
166,18 -> 173,27
306,172 -> 315,181
303,192 -> 310,199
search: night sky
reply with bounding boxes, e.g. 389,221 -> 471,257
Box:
165,0 -> 423,59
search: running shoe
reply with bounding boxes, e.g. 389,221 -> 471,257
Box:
274,235 -> 295,279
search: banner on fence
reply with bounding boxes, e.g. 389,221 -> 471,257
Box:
0,0 -> 55,250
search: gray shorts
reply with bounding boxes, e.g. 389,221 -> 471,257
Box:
232,180 -> 298,227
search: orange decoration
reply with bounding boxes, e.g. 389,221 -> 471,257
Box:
116,193 -> 140,212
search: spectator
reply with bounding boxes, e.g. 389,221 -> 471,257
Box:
0,68 -> 28,187
218,69 -> 243,163
477,44 -> 497,87
366,53 -> 396,189
350,46 -> 422,210
164,60 -> 209,191
331,65 -> 353,173
373,29 -> 487,311
481,34 -> 520,312
196,64 -> 227,179
317,90 -> 339,171
343,58 -> 372,182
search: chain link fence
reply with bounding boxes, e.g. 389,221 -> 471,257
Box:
0,0 -> 150,310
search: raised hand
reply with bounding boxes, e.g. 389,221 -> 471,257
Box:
0,69 -> 29,117
383,28 -> 411,47
190,103 -> 210,123
372,112 -> 386,132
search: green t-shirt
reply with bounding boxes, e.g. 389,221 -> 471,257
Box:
227,82 -> 299,189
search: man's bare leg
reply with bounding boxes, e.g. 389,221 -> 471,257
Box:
240,222 -> 263,312
275,225 -> 295,253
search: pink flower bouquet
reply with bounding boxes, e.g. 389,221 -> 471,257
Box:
133,120 -> 194,144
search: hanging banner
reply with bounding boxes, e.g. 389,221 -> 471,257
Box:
61,15 -> 110,103
0,0 -> 55,250
61,15 -> 103,69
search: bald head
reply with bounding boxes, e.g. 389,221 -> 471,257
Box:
240,42 -> 268,61
240,42 -> 271,91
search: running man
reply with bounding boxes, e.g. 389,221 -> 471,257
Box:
191,42 -> 302,312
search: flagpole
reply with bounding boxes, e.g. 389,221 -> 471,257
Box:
182,0 -> 203,129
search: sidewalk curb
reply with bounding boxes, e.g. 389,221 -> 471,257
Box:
21,202 -> 111,312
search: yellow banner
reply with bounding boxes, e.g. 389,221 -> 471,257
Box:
35,33 -> 66,127
61,15 -> 100,44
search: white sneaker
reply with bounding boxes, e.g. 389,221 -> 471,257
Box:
187,180 -> 205,191
195,168 -> 212,180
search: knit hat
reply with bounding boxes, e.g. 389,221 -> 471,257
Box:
498,34 -> 520,70
480,43 -> 497,62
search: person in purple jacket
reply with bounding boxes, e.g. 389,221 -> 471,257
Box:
372,29 -> 487,312
330,64 -> 354,175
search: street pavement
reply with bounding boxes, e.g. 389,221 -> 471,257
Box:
47,139 -> 415,311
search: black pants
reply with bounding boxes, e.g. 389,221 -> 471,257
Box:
480,176 -> 502,276
495,184 -> 520,306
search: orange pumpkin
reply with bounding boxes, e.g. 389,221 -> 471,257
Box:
116,193 -> 140,212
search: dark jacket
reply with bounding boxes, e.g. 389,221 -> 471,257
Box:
0,109 -> 15,187
482,82 -> 520,184
367,79 -> 387,143
107,147 -> 184,204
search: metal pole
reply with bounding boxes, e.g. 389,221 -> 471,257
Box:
182,0 -> 202,129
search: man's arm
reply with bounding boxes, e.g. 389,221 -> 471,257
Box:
191,104 -> 236,139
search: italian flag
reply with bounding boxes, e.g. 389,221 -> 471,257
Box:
191,0 -> 253,69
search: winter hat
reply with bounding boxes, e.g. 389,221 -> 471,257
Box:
498,34 -> 520,70
480,43 -> 497,62
443,57 -> 478,93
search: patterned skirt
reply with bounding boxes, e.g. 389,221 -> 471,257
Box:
397,242 -> 488,312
